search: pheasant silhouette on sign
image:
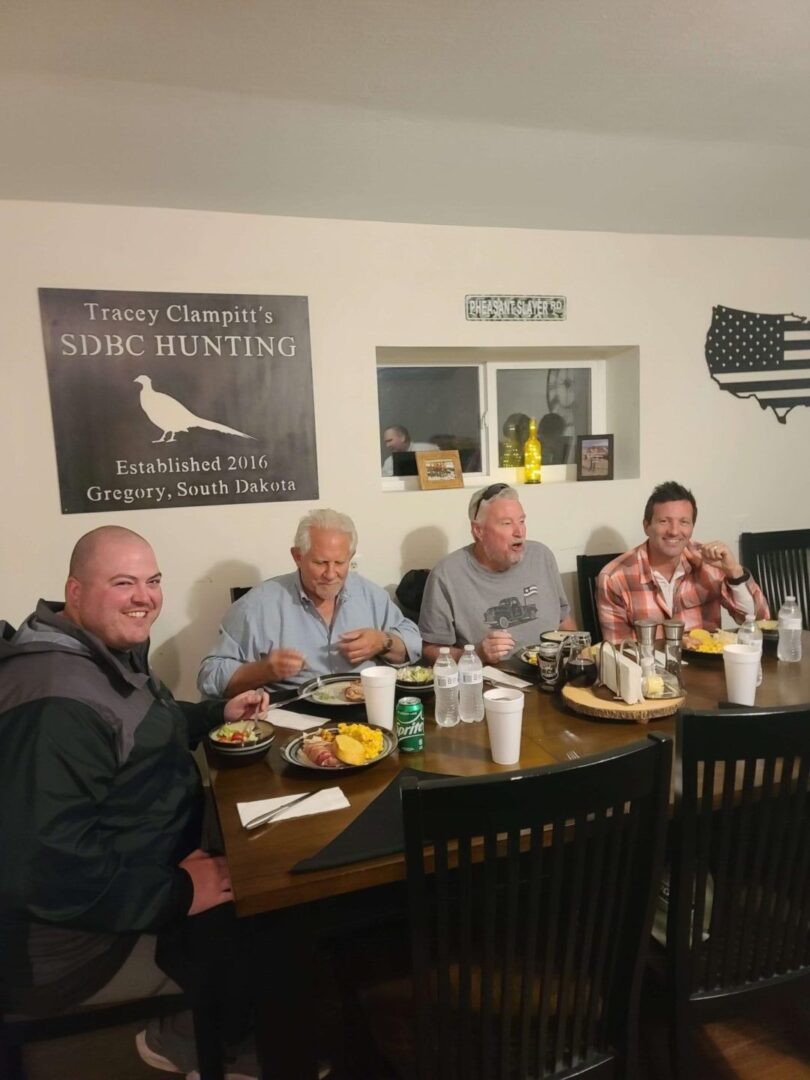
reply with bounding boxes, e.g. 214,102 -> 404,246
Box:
134,375 -> 255,443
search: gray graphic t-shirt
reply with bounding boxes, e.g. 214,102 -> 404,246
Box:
418,542 -> 570,649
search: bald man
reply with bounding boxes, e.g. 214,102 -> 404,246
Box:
0,526 -> 267,1077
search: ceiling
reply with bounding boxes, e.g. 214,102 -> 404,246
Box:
2,0 -> 808,237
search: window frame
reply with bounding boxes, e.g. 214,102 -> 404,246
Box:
379,354 -> 608,492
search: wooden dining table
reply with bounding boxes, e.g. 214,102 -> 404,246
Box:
208,635 -> 810,1079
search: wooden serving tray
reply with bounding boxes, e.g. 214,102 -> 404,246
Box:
561,683 -> 684,724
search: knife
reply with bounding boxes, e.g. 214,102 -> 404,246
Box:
265,676 -> 322,711
244,790 -> 319,830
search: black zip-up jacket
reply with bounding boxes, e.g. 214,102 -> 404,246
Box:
0,601 -> 225,1012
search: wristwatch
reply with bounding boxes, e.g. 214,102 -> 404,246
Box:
379,633 -> 394,655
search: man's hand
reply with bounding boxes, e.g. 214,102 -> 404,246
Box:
264,648 -> 306,683
686,541 -> 743,580
478,630 -> 516,664
180,849 -> 233,916
338,628 -> 386,665
224,648 -> 306,698
223,688 -> 270,723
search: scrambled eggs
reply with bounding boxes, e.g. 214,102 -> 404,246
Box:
317,723 -> 384,762
685,628 -> 736,654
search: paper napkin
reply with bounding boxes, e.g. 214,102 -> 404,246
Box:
266,708 -> 322,731
237,787 -> 350,829
481,666 -> 532,689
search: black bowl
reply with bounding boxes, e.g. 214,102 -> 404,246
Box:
207,719 -> 275,767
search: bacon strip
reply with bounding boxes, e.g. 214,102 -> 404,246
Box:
301,736 -> 340,768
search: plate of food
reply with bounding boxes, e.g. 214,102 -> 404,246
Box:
395,665 -> 434,693
520,645 -> 541,665
757,618 -> 779,649
307,678 -> 365,706
683,628 -> 738,659
207,718 -> 275,765
281,721 -> 396,771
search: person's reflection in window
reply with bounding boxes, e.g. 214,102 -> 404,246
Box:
538,412 -> 570,465
381,425 -> 439,475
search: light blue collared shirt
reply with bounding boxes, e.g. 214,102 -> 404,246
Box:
197,571 -> 422,696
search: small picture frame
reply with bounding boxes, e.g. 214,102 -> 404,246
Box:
576,434 -> 614,482
416,449 -> 464,490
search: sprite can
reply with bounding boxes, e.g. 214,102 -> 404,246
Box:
395,697 -> 425,753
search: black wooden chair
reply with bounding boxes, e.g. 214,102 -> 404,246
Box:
348,735 -> 672,1079
395,569 -> 430,623
230,586 -> 252,603
1,994 -> 224,1080
739,528 -> 810,629
666,704 -> 810,1077
576,552 -> 620,643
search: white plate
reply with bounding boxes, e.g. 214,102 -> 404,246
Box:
308,679 -> 364,706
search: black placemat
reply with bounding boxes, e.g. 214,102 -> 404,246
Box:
291,767 -> 451,873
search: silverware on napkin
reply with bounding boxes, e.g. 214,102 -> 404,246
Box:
244,791 -> 318,830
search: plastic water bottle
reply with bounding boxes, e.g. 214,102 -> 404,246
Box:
777,596 -> 803,663
458,643 -> 485,723
434,647 -> 460,727
737,614 -> 763,686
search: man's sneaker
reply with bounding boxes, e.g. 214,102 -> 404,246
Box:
135,1029 -> 257,1080
136,1029 -> 331,1079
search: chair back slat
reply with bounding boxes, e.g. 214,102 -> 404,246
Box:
739,529 -> 810,629
673,706 -> 810,1012
402,736 -> 671,1079
576,553 -> 621,643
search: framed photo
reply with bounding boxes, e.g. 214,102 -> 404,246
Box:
576,434 -> 614,482
416,449 -> 464,490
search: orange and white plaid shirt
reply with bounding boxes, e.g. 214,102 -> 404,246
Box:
596,542 -> 769,644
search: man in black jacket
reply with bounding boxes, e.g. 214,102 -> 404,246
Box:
0,525 -> 267,1077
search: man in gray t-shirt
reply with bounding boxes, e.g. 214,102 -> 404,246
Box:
419,484 -> 576,665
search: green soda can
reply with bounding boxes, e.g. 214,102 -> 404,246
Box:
395,697 -> 425,753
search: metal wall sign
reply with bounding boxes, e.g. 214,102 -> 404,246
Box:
465,295 -> 567,321
38,288 -> 319,513
705,304 -> 810,424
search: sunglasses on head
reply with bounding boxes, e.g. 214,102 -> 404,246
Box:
470,483 -> 508,520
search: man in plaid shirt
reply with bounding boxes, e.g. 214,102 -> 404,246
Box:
597,481 -> 769,644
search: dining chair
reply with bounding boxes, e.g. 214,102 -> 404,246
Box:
0,993 -> 224,1080
230,586 -> 252,603
739,528 -> 810,629
395,569 -> 430,623
666,704 -> 810,1077
346,734 -> 672,1080
575,552 -> 620,643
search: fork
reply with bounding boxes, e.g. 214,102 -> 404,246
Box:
244,791 -> 318,830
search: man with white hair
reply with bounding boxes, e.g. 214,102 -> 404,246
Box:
198,508 -> 422,696
420,484 -> 576,665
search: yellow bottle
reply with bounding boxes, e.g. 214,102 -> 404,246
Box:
523,417 -> 542,484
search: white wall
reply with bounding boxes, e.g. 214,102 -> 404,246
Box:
2,201 -> 808,697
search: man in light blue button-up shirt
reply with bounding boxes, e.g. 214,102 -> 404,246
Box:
198,509 -> 422,697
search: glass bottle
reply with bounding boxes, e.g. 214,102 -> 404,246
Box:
501,421 -> 522,467
523,417 -> 542,484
